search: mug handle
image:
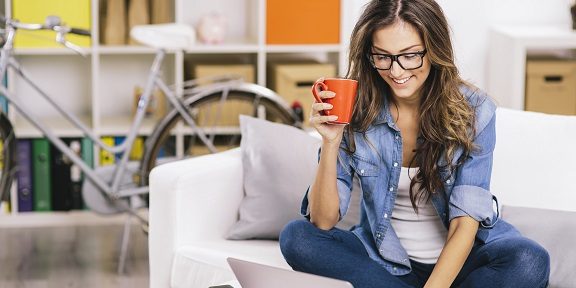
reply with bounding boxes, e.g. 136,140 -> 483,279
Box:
312,81 -> 328,115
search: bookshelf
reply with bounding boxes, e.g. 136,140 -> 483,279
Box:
1,0 -> 353,223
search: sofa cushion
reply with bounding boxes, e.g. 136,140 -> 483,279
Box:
225,115 -> 321,240
502,205 -> 576,288
173,240 -> 288,288
492,108 -> 576,211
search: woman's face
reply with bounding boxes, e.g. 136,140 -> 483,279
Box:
371,21 -> 431,102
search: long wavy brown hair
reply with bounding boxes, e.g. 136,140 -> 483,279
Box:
345,0 -> 477,211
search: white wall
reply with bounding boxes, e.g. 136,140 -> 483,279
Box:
349,0 -> 573,89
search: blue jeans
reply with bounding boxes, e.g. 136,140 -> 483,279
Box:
279,220 -> 549,288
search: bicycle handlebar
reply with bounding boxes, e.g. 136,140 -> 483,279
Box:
69,27 -> 91,36
1,14 -> 91,37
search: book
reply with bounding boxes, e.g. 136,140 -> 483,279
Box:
50,139 -> 73,211
114,136 -> 126,161
129,136 -> 144,161
81,137 -> 94,169
16,139 -> 33,212
32,138 -> 51,211
0,75 -> 8,113
69,139 -> 83,210
80,137 -> 93,210
100,137 -> 115,166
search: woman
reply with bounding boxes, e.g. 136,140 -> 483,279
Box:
279,0 -> 550,287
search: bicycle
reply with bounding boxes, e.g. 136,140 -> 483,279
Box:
0,16 -> 301,225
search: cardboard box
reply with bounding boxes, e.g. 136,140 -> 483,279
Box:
194,64 -> 256,126
194,64 -> 255,84
132,86 -> 167,120
13,0 -> 91,48
525,60 -> 576,115
266,0 -> 340,44
268,63 -> 337,126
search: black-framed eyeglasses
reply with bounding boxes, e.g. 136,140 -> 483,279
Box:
368,49 -> 427,70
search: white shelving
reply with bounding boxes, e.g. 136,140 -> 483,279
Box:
487,25 -> 576,110
5,0 -> 350,136
2,0 -> 351,224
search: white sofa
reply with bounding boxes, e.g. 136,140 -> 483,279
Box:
149,107 -> 576,288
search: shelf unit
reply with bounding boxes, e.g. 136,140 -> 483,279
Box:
1,0 -> 353,222
487,25 -> 576,110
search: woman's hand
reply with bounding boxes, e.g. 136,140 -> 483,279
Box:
310,78 -> 346,145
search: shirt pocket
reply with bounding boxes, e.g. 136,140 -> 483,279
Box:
351,155 -> 380,199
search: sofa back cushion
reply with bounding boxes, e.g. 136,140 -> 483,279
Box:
492,108 -> 576,212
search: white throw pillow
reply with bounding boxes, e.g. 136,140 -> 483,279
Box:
226,115 -> 321,239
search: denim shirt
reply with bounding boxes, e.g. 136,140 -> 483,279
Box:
300,85 -> 520,276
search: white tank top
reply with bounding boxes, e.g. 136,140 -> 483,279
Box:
390,167 -> 447,264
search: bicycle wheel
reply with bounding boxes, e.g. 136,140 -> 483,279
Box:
0,113 -> 17,205
138,81 -> 301,186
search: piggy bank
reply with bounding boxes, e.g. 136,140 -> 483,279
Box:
197,13 -> 227,44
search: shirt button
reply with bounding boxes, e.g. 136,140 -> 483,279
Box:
403,259 -> 408,262
446,179 -> 451,184
393,162 -> 398,167
389,187 -> 393,191
395,135 -> 400,140
360,169 -> 365,174
393,266 -> 397,271
384,213 -> 388,218
376,233 -> 382,238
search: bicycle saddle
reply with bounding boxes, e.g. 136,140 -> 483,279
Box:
130,23 -> 196,50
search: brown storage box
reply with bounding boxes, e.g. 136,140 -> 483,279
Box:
193,64 -> 255,126
268,63 -> 337,126
266,0 -> 340,44
194,64 -> 255,84
525,60 -> 576,115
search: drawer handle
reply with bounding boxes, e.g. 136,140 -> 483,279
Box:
544,76 -> 563,82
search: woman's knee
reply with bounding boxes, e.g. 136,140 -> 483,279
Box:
279,219 -> 316,260
509,238 -> 550,285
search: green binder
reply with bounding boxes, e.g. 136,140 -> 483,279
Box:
32,138 -> 51,211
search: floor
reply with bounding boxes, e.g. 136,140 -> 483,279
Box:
0,224 -> 149,288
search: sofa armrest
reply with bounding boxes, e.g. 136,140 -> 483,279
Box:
149,148 -> 243,288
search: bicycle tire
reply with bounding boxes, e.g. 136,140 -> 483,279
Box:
138,81 -> 301,186
0,113 -> 17,205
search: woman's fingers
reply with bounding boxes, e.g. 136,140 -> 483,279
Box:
310,115 -> 339,125
311,102 -> 333,114
317,90 -> 336,100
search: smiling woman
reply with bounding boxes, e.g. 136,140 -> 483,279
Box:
278,0 -> 551,287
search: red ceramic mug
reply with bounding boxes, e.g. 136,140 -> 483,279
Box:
311,78 -> 358,124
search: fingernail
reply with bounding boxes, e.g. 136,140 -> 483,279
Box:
327,104 -> 333,108
328,92 -> 336,97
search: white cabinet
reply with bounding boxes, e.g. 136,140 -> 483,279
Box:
487,26 -> 576,110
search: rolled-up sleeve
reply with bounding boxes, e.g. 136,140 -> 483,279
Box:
449,113 -> 498,228
300,136 -> 355,220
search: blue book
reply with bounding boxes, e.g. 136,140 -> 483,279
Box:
17,139 -> 33,212
114,136 -> 125,161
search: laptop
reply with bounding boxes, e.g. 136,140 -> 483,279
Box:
226,257 -> 354,288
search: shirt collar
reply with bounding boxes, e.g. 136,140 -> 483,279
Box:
374,96 -> 399,131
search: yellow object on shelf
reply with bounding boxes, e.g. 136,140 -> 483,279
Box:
12,0 -> 91,48
99,137 -> 115,166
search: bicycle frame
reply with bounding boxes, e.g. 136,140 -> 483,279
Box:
0,19 -> 219,221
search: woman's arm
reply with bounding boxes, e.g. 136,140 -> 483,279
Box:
424,216 -> 479,288
309,140 -> 343,230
